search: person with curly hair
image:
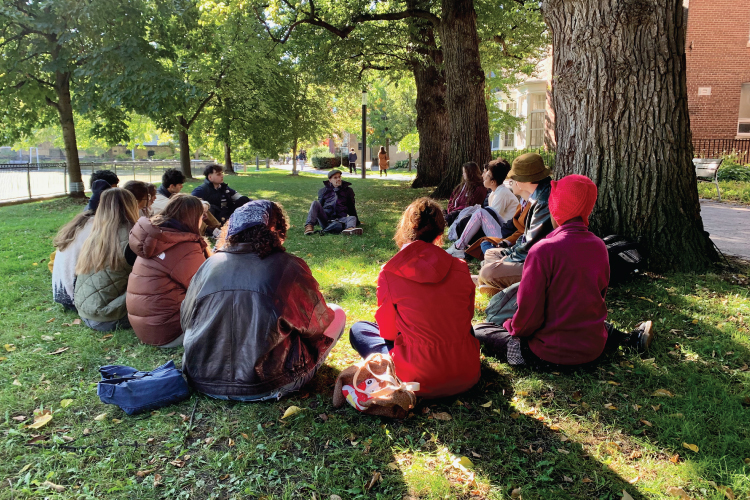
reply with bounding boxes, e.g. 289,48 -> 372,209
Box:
180,200 -> 346,401
348,198 -> 480,398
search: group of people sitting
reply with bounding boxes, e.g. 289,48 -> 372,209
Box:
48,153 -> 654,404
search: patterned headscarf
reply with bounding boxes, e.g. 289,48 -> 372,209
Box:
227,200 -> 274,237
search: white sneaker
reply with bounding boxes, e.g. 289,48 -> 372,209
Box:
445,244 -> 465,259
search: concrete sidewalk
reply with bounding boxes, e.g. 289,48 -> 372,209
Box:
701,200 -> 750,260
270,162 -> 416,181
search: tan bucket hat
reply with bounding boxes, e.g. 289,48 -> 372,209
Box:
508,153 -> 552,183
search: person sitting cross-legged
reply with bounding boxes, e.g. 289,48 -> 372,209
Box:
304,169 -> 362,236
473,175 -> 654,370
152,168 -> 184,215
191,164 -> 251,225
180,200 -> 346,401
349,198 -> 480,398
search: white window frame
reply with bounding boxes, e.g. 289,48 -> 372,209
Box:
527,93 -> 546,149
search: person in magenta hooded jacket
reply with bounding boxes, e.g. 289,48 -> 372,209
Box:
349,197 -> 480,398
474,175 -> 654,369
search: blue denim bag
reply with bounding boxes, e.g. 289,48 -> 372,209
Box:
97,361 -> 190,415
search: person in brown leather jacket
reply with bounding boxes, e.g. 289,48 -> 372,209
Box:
180,200 -> 346,401
127,194 -> 209,347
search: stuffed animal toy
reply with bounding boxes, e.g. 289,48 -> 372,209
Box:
333,353 -> 419,419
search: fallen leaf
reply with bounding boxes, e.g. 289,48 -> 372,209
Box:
607,381 -> 620,386
330,496 -> 343,500
153,474 -> 163,487
204,437 -> 214,445
666,486 -> 689,499
0,356 -> 6,361
621,490 -> 635,500
219,474 -> 229,481
604,403 -> 618,410
510,412 -> 520,419
682,442 -> 699,453
549,425 -> 560,431
707,481 -> 735,500
46,318 -> 55,323
169,459 -> 186,468
47,347 -> 69,355
433,412 -> 452,421
670,454 -> 680,463
4,344 -> 16,352
628,450 -> 643,459
652,404 -> 661,412
453,456 -> 473,469
94,412 -> 107,421
12,379 -> 21,386
19,464 -> 32,473
99,334 -> 113,341
41,481 -> 65,492
632,404 -> 642,411
557,448 -> 570,455
511,487 -> 522,498
640,419 -> 653,427
26,413 -> 53,429
136,468 -> 155,477
72,318 -> 81,325
652,389 -> 674,397
517,390 -> 529,396
41,335 -> 54,341
112,418 -> 122,424
563,475 -> 573,482
691,319 -> 698,324
319,413 -> 328,422
282,406 -> 302,419
582,477 -> 592,483
27,435 -> 47,444
365,471 -> 382,492
480,401 -> 492,408
228,438 -> 235,447
628,476 -> 640,484
83,428 -> 90,435
571,391 -> 583,401
471,451 -> 481,458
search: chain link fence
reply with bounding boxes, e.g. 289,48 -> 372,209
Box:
0,160 -> 256,203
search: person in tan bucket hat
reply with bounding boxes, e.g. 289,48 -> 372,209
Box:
477,153 -> 554,294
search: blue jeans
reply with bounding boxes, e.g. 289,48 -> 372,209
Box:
206,304 -> 347,402
480,240 -> 497,257
349,321 -> 394,358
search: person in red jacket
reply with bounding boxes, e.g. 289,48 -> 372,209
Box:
473,175 -> 654,369
349,197 -> 481,398
127,194 -> 210,347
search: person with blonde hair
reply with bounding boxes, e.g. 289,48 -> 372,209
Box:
127,194 -> 210,347
348,198 -> 480,398
74,188 -> 140,331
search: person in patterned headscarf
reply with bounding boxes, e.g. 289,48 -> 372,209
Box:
180,200 -> 347,401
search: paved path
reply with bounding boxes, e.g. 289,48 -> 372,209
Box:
701,200 -> 750,259
271,162 -> 416,181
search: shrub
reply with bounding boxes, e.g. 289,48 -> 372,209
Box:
308,146 -> 331,158
718,163 -> 750,182
393,158 -> 419,170
311,155 -> 345,170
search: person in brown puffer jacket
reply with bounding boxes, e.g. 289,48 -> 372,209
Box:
127,194 -> 210,347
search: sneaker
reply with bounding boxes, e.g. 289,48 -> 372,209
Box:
304,224 -> 315,235
635,320 -> 654,352
445,244 -> 465,259
342,227 -> 363,236
478,285 -> 501,297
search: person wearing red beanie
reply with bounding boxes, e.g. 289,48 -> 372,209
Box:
474,174 -> 654,369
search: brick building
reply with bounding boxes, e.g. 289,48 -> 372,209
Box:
685,0 -> 750,140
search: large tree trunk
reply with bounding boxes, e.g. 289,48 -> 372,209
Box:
177,116 -> 192,179
291,138 -> 298,175
224,140 -> 235,174
432,0 -> 491,197
409,16 -> 450,188
543,0 -> 716,271
54,72 -> 83,196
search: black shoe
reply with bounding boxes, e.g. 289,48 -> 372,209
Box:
634,321 -> 654,352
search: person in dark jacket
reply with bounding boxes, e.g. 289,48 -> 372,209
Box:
180,200 -> 346,401
127,194 -> 209,347
478,153 -> 554,294
304,169 -> 362,236
473,175 -> 654,369
444,162 -> 488,226
191,164 -> 251,224
349,197 -> 480,398
348,148 -> 358,174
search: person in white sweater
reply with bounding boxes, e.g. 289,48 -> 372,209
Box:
447,159 -> 519,257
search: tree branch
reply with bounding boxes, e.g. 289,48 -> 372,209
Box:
186,92 -> 215,129
45,95 -> 60,111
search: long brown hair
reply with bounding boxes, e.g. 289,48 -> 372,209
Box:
379,146 -> 386,155
75,188 -> 139,275
151,194 -> 204,235
122,180 -> 149,204
54,211 -> 94,251
394,197 -> 446,249
453,161 -> 483,195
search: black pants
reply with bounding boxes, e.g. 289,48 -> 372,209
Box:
349,162 -> 357,174
209,196 -> 251,225
473,322 -> 637,371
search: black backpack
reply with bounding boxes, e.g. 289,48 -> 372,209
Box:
602,235 -> 642,286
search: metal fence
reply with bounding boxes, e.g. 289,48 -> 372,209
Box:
0,160 -> 258,203
692,138 -> 750,164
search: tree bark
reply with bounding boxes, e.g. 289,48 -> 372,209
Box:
432,0 -> 491,198
224,140 -> 234,174
53,72 -> 83,196
411,60 -> 450,188
291,138 -> 298,175
543,0 -> 716,271
177,116 -> 192,179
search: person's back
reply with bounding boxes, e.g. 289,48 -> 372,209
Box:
52,214 -> 94,310
377,239 -> 480,397
511,222 -> 609,364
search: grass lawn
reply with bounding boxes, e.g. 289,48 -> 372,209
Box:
698,181 -> 750,204
1,168 -> 749,500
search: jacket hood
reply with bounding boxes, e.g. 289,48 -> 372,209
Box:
86,179 -> 111,213
130,217 -> 206,259
323,180 -> 352,189
382,240 -> 454,284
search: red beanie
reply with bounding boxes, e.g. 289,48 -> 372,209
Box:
548,174 -> 598,226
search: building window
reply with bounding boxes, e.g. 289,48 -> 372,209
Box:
503,131 -> 515,148
491,134 -> 501,150
738,83 -> 750,137
528,93 -> 546,148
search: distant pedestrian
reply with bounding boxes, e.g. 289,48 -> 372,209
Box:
348,148 -> 358,174
378,146 -> 389,177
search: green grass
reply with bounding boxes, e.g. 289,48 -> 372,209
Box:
1,169 -> 749,499
698,181 -> 750,204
